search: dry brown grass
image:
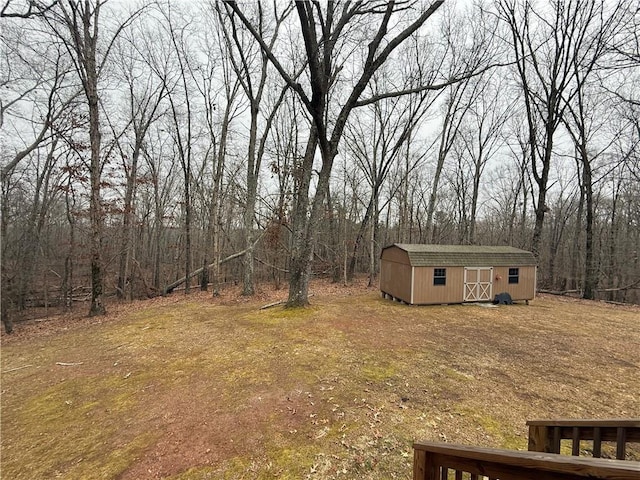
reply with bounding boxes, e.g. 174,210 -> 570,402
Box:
1,279 -> 639,479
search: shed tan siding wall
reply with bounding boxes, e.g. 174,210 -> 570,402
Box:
381,245 -> 536,305
382,246 -> 410,264
380,260 -> 412,302
380,247 -> 413,302
413,267 -> 465,304
492,266 -> 536,300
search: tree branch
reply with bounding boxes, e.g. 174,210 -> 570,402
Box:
224,1 -> 311,108
1,0 -> 59,18
354,61 -> 512,107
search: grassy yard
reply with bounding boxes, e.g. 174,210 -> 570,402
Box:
1,283 -> 639,479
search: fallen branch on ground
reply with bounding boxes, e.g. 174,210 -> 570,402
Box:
3,364 -> 33,373
596,279 -> 640,292
538,289 -> 580,296
164,232 -> 266,295
260,294 -> 314,310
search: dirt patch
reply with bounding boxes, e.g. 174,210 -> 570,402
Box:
2,280 -> 639,479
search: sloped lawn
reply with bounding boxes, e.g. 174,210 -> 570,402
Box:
2,284 -> 639,479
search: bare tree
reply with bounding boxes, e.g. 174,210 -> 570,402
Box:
53,1 -> 105,314
452,72 -> 514,244
1,18 -> 80,330
148,1 -> 201,295
193,10 -> 243,296
110,24 -> 167,299
34,0 -> 143,315
217,2 -> 293,296
139,125 -> 179,292
227,0 -> 447,306
344,53 -> 438,281
497,0 -> 615,260
423,3 -> 499,243
556,1 -> 627,298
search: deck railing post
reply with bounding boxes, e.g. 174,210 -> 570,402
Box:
616,427 -> 626,460
414,449 -> 440,480
593,427 -> 602,458
413,448 -> 426,480
572,427 -> 581,456
528,424 -> 550,452
552,426 -> 562,453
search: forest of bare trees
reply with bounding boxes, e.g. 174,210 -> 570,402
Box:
1,0 -> 639,331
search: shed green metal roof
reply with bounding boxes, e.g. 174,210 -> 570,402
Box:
384,244 -> 537,267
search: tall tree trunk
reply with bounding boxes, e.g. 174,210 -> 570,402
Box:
581,146 -> 596,299
184,175 -> 192,294
287,128 -> 318,307
87,44 -> 106,316
117,146 -> 140,299
425,124 -> 450,243
211,107 -> 230,297
571,162 -> 585,291
347,189 -> 377,280
531,130 -> 553,260
1,176 -> 13,333
468,152 -> 483,245
326,183 -> 341,283
153,176 -> 162,292
243,104 -> 259,296
606,182 -> 620,301
368,195 -> 379,287
399,152 -> 410,243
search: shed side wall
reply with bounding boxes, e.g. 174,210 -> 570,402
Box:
380,246 -> 413,302
380,260 -> 412,303
413,266 -> 465,304
492,266 -> 536,300
381,246 -> 411,264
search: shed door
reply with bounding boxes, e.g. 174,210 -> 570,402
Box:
464,267 -> 493,302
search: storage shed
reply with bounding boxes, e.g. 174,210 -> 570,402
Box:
380,244 -> 537,305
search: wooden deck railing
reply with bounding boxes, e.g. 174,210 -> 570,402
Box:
413,441 -> 640,480
527,419 -> 640,460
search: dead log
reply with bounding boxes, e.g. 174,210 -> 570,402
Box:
596,279 -> 640,292
164,231 -> 267,295
260,294 -> 314,310
3,364 -> 33,373
537,289 -> 580,296
164,249 -> 247,295
538,279 -> 639,299
260,299 -> 287,310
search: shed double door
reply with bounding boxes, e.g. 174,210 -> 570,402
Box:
464,267 -> 493,302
